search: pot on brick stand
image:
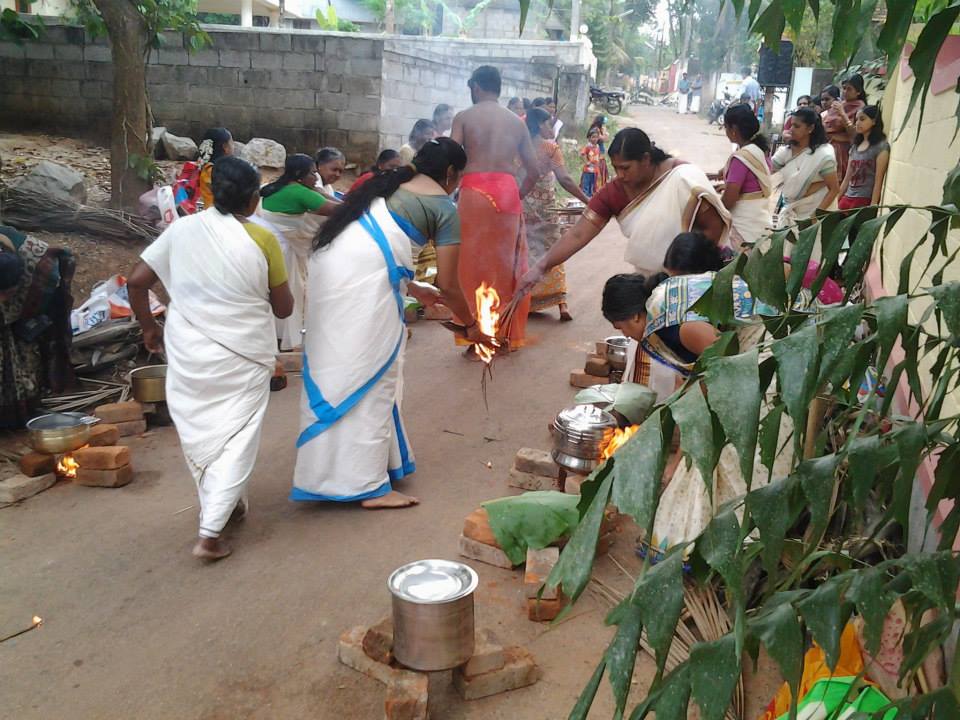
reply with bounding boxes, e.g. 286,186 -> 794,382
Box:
551,404 -> 617,476
605,335 -> 630,383
388,559 -> 478,671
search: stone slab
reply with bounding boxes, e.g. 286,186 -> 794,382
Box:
513,447 -> 559,478
0,473 -> 56,503
458,535 -> 515,569
507,468 -> 561,492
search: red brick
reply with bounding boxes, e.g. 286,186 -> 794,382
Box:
73,445 -> 130,470
74,464 -> 133,488
383,670 -> 428,720
524,547 -> 560,600
508,468 -> 560,492
337,626 -> 396,685
458,534 -> 515,569
462,628 -> 506,677
597,532 -> 615,557
19,452 -> 56,477
462,508 -> 498,547
362,615 -> 394,664
570,369 -> 609,388
115,419 -> 147,437
527,594 -> 568,622
584,357 -> 611,377
513,447 -> 559,478
93,401 -> 144,424
453,646 -> 539,699
87,424 -> 120,447
564,474 -> 583,495
595,341 -> 607,356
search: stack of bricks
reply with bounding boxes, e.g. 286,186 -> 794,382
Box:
458,508 -> 516,569
93,401 -> 147,437
508,448 -> 561,492
73,445 -> 133,487
570,341 -> 612,389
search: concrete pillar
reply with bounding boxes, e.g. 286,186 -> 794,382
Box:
241,0 -> 253,27
569,0 -> 580,41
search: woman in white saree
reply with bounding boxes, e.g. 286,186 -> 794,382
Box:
517,127 -> 732,401
773,107 -> 841,229
128,157 -> 294,560
258,154 -> 340,351
292,138 -> 483,509
720,104 -> 774,247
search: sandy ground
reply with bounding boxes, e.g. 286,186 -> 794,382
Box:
0,106 -> 777,719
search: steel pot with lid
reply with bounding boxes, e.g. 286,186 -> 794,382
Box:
551,404 -> 618,475
605,335 -> 631,371
389,559 -> 478,671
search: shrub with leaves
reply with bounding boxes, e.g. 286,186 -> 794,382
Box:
496,201 -> 960,718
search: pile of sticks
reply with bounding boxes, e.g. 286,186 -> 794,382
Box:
41,378 -> 129,413
0,187 -> 158,244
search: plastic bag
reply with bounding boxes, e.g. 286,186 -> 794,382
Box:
156,185 -> 177,228
72,275 -> 165,335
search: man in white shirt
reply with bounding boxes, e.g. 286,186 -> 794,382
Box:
741,67 -> 762,113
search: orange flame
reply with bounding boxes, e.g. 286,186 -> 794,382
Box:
57,454 -> 79,479
601,425 -> 640,460
474,282 -> 501,363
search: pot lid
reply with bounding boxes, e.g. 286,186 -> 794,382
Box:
605,335 -> 631,348
555,404 -> 617,433
388,559 -> 478,604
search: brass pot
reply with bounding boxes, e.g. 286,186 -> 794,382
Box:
26,412 -> 98,454
129,365 -> 167,403
389,559 -> 478,671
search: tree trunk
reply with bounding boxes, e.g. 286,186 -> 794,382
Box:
91,0 -> 150,210
385,0 -> 395,34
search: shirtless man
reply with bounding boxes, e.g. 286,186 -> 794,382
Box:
451,65 -> 540,352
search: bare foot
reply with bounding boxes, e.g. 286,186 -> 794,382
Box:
192,537 -> 232,561
559,304 -> 573,322
361,491 -> 420,509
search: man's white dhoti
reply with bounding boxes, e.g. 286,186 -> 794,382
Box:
292,199 -> 416,502
141,209 -> 277,538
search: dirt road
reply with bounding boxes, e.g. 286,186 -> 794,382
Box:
1,106 -> 764,719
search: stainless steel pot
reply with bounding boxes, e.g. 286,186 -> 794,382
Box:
551,404 -> 618,475
26,412 -> 99,454
389,559 -> 478,671
605,335 -> 631,371
129,365 -> 167,403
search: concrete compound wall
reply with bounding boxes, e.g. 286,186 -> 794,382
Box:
0,22 -> 593,164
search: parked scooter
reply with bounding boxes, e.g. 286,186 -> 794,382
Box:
707,91 -> 734,126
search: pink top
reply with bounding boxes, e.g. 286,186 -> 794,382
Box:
725,156 -> 772,194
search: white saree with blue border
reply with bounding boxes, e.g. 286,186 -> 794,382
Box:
291,198 -> 417,502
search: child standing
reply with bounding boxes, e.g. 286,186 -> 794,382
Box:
580,128 -> 601,198
838,105 -> 889,210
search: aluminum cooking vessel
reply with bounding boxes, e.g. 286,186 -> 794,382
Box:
129,364 -> 167,403
551,404 -> 618,475
605,335 -> 631,371
26,412 -> 99,454
388,559 -> 478,671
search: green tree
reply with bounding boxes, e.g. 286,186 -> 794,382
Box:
68,0 -> 208,209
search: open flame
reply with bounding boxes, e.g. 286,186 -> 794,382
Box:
474,282 -> 501,363
57,454 -> 79,479
601,425 -> 641,460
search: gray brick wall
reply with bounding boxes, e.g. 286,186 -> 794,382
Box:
0,23 -> 591,164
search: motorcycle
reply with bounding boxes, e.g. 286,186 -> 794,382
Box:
707,91 -> 734,126
590,86 -> 626,115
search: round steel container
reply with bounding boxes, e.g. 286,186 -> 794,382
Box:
605,335 -> 631,371
388,559 -> 478,671
551,404 -> 618,475
129,365 -> 167,403
26,412 -> 98,454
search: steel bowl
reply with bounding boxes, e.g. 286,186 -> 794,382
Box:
129,365 -> 167,403
389,559 -> 478,671
551,404 -> 618,475
26,412 -> 99,454
605,335 -> 631,371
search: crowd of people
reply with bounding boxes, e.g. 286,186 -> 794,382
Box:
0,61 -> 883,561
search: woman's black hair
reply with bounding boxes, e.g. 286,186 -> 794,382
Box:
790,107 -> 829,151
607,127 -> 671,163
211,156 -> 261,215
373,149 -> 400,171
202,127 -> 232,161
589,115 -> 606,131
0,248 -> 25,292
663,232 -> 724,274
796,94 -> 813,106
842,73 -> 867,102
532,97 -> 546,108
601,272 -> 668,322
522,97 -> 532,110
821,84 -> 841,101
853,105 -> 886,146
525,107 -> 551,137
408,119 -> 436,146
260,153 -> 315,198
723,103 -> 770,154
314,137 -> 467,251
315,147 -> 345,166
